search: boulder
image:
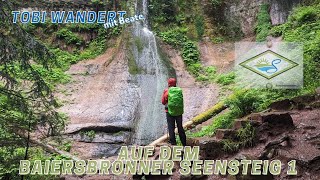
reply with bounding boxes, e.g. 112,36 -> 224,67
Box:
199,137 -> 224,159
215,129 -> 237,140
250,112 -> 294,127
248,113 -> 263,121
186,137 -> 200,147
232,154 -> 273,180
292,95 -> 316,104
269,99 -> 293,111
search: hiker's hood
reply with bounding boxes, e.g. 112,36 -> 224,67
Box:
168,78 -> 176,87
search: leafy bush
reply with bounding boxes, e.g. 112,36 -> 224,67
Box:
33,65 -> 70,85
289,6 -> 318,26
225,89 -> 263,117
56,28 -> 84,45
187,62 -> 202,76
182,41 -> 200,65
280,4 -> 320,90
158,28 -> 188,48
269,24 -> 287,37
255,4 -> 271,41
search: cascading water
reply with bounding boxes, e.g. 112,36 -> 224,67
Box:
131,0 -> 169,145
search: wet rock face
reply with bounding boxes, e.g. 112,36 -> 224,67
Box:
269,0 -> 302,25
223,0 -> 301,36
67,131 -> 130,144
57,48 -> 141,158
70,142 -> 122,159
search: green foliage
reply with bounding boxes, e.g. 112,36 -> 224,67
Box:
59,141 -> 72,152
149,0 -> 178,28
195,15 -> 205,39
186,62 -> 202,77
278,4 -> 320,90
22,23 -> 37,33
211,37 -> 225,44
288,5 -> 319,26
221,123 -> 255,153
78,38 -> 107,60
269,24 -> 287,37
226,89 -> 263,117
221,139 -> 240,153
159,28 -> 236,83
210,0 -> 223,7
191,112 -> 234,137
80,130 -> 96,141
33,65 -> 70,85
182,41 -> 201,65
127,51 -> 142,75
159,28 -> 202,76
0,1 -> 123,178
236,123 -> 255,147
190,3 -> 320,140
215,72 -> 235,85
56,28 -> 84,46
158,28 -> 188,48
0,147 -> 25,179
194,66 -> 217,82
255,4 -> 271,41
67,23 -> 99,32
128,60 -> 142,75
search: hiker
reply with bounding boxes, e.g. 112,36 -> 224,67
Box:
161,78 -> 187,146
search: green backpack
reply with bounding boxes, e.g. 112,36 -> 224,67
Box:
168,87 -> 184,116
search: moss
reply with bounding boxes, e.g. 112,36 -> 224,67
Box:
134,37 -> 144,53
192,101 -> 226,124
127,51 -> 142,75
157,40 -> 176,78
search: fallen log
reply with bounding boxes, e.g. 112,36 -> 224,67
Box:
149,101 -> 227,146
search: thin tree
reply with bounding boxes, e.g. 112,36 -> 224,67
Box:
0,1 -> 65,178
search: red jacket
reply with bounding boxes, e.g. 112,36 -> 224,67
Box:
161,88 -> 169,112
162,78 -> 177,112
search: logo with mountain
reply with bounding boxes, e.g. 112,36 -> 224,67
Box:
240,50 -> 298,79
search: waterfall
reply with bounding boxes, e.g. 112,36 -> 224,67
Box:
131,0 -> 169,145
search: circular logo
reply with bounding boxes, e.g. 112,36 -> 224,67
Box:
266,83 -> 273,89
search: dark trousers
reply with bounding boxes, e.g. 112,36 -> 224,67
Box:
166,113 -> 187,146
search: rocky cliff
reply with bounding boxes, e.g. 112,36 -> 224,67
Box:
203,0 -> 302,37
